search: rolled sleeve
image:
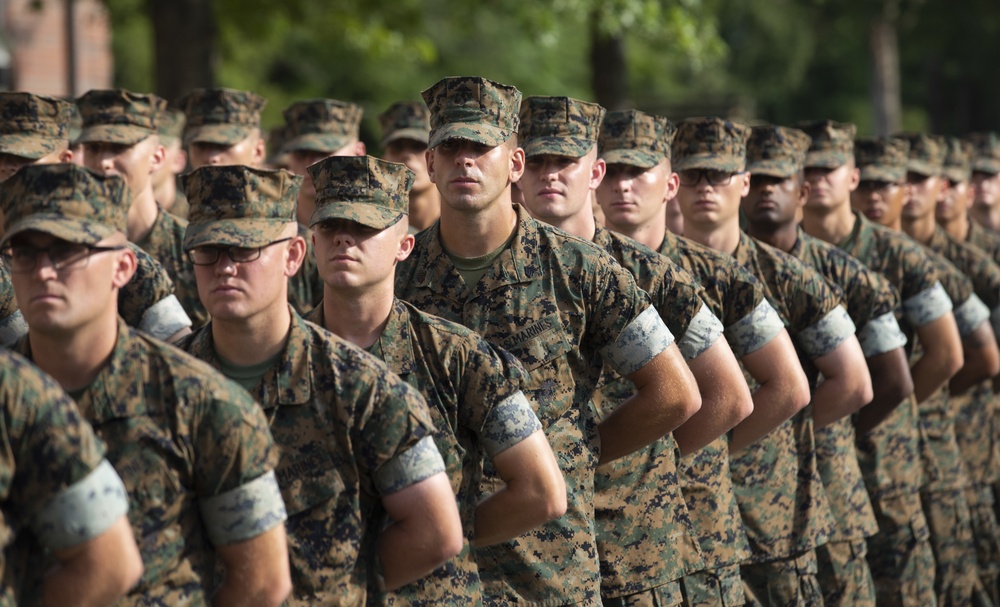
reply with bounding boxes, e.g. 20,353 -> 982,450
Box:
725,300 -> 785,358
480,391 -> 542,458
601,306 -> 675,377
676,302 -> 725,361
375,435 -> 446,496
954,293 -> 991,338
198,470 -> 288,546
902,281 -> 953,326
33,460 -> 129,552
140,294 -> 193,341
797,305 -> 857,360
0,310 -> 28,347
858,311 -> 908,358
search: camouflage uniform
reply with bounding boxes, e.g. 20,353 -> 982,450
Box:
397,76 -> 678,607
523,100 -> 711,605
157,107 -> 189,218
675,118 -> 855,607
379,101 -> 430,149
0,348 -> 130,606
657,230 -> 784,607
894,132 -> 995,607
0,91 -> 191,342
280,99 -> 363,315
748,125 -> 904,607
0,259 -> 27,346
1,163 -> 286,607
76,89 -> 208,327
178,163 -> 446,606
306,154 -> 544,606
820,133 -> 952,607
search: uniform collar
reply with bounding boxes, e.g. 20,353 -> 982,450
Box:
369,298 -> 417,376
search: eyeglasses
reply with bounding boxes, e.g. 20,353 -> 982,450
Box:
678,169 -> 739,187
187,237 -> 293,266
1,242 -> 127,273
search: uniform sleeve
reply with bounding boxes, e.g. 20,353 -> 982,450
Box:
724,299 -> 785,358
0,309 -> 28,347
953,293 -> 992,338
655,263 -> 722,361
193,375 -> 287,546
356,372 -> 445,496
140,295 -> 193,341
119,244 -> 192,337
2,352 -> 127,551
901,281 -> 953,327
858,312 -> 908,358
797,305 -> 857,360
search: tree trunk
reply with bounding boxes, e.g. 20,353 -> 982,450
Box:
870,15 -> 901,136
148,0 -> 215,103
589,12 -> 629,111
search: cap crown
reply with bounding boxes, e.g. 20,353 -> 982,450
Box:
893,132 -> 945,177
421,76 -> 521,148
183,165 -> 300,223
308,155 -> 414,229
855,137 -> 910,183
746,125 -> 811,177
76,89 -> 165,134
797,120 -> 857,168
378,101 -> 430,146
672,116 -> 750,172
519,96 -> 605,158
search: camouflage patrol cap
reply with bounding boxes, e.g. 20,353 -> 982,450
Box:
158,108 -> 186,147
797,120 -> 857,168
518,96 -> 605,159
672,117 -> 750,172
854,137 -> 910,183
0,93 -> 74,160
596,110 -> 673,168
178,88 -> 266,147
892,132 -> 945,177
0,164 -> 127,246
943,137 -> 972,183
265,125 -> 290,168
421,76 -> 521,149
76,89 -> 166,146
281,99 -> 363,155
181,165 -> 302,251
746,125 -> 812,178
182,165 -> 301,249
307,155 -> 414,230
379,101 -> 430,148
967,132 -> 1000,175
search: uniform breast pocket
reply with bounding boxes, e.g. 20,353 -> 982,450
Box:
275,444 -> 345,517
110,431 -> 184,543
502,313 -> 574,425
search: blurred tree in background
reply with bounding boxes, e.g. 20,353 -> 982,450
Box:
103,0 -> 1000,147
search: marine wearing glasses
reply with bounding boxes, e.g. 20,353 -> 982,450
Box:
186,237 -> 293,266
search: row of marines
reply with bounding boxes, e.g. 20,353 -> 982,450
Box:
2,75 -> 1000,607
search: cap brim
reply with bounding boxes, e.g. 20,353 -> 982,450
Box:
77,125 -> 152,146
972,159 -> 1000,175
522,137 -> 594,159
804,151 -> 849,169
906,160 -> 940,177
427,123 -> 511,149
746,160 -> 797,178
183,218 -> 290,250
673,154 -> 744,172
380,128 -> 429,149
183,124 -> 254,147
0,136 -> 60,160
309,201 -> 403,230
600,148 -> 661,169
281,133 -> 350,155
943,167 -> 970,183
1,215 -> 115,247
858,166 -> 905,183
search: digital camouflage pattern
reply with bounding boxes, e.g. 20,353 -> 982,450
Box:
182,165 -> 300,249
893,132 -> 946,177
0,163 -> 127,246
518,96 -> 605,159
745,125 -> 811,179
379,101 -> 431,148
854,137 -> 911,183
119,242 -> 192,340
729,232 -> 849,563
657,230 -> 778,571
968,131 -> 1000,175
0,348 -> 129,607
0,259 -> 26,347
157,107 -> 185,146
942,137 -> 973,184
921,487 -> 991,607
178,87 -> 266,146
309,298 -> 541,607
75,88 -> 165,146
287,223 -> 324,316
13,319 -> 284,606
308,155 -> 414,229
0,92 -> 74,160
741,550 -> 825,607
281,98 -> 363,154
135,207 -> 208,327
421,76 -> 521,149
179,309 -> 443,606
395,204 -> 672,606
671,116 -> 750,173
865,492 -> 937,607
681,564 -> 745,607
590,225 -> 712,598
815,540 -> 877,607
797,120 -> 857,169
597,109 -> 673,169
